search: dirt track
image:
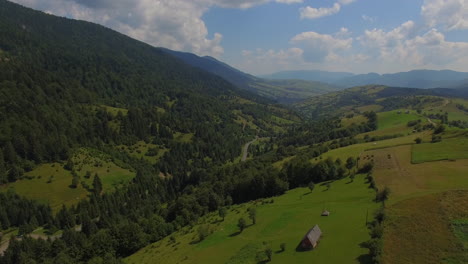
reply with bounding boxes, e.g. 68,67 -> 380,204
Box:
241,137 -> 258,162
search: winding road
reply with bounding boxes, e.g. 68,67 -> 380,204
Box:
241,137 -> 258,162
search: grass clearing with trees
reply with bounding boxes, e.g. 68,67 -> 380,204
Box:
117,141 -> 169,164
377,110 -> 423,130
0,148 -> 135,211
125,174 -> 379,264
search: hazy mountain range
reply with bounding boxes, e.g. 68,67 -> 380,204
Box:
164,49 -> 340,103
262,70 -> 468,89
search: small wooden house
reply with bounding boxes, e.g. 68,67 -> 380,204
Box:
300,225 -> 322,250
321,210 -> 330,216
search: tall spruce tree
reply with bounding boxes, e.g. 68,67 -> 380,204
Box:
93,174 -> 103,195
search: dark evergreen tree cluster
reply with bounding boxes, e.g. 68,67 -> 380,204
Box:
0,190 -> 52,231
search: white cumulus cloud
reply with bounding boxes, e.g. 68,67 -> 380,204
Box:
360,20 -> 468,68
291,30 -> 353,62
422,0 -> 468,31
300,3 -> 341,19
275,0 -> 304,4
339,0 -> 357,5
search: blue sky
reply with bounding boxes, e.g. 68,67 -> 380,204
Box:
11,0 -> 468,75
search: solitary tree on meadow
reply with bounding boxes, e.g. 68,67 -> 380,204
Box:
265,246 -> 273,261
197,224 -> 210,241
218,207 -> 227,221
238,217 -> 247,232
280,242 -> 286,252
346,157 -> 356,173
308,181 -> 315,193
248,207 -> 257,225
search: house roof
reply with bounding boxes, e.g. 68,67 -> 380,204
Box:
303,225 -> 322,244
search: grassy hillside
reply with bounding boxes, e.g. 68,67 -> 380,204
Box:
412,136 -> 468,163
126,174 -> 379,264
295,85 -> 468,119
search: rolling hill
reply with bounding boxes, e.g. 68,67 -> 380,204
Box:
295,85 -> 468,119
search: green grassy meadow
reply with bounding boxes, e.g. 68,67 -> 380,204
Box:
412,136 -> 468,163
0,163 -> 88,210
426,98 -> 468,122
377,110 -> 422,130
126,174 -> 379,264
317,131 -> 431,162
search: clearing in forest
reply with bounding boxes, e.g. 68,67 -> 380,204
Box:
0,148 -> 135,211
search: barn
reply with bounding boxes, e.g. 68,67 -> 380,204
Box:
300,225 -> 322,250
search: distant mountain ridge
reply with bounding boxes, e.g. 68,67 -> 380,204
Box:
163,49 -> 340,103
334,70 -> 468,89
263,69 -> 468,89
260,70 -> 354,83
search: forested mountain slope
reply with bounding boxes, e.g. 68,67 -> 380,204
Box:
0,0 -> 301,185
0,1 -> 308,261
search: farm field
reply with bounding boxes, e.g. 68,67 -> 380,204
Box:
363,136 -> 468,264
364,144 -> 468,203
317,131 -> 431,163
412,136 -> 468,163
382,190 -> 468,264
126,174 -> 380,264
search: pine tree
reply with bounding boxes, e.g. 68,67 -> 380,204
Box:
0,152 -> 6,183
93,174 -> 103,195
0,210 -> 10,229
4,141 -> 17,164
